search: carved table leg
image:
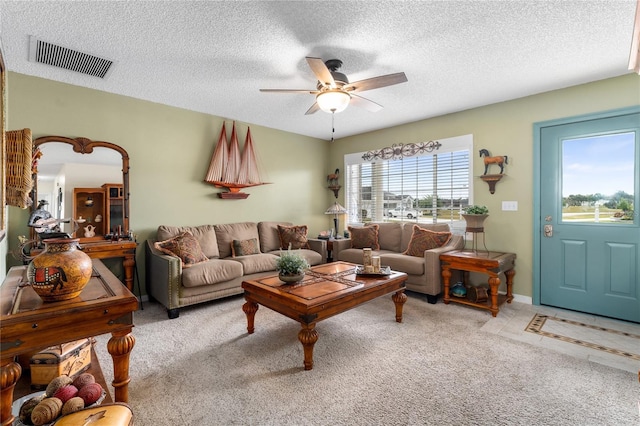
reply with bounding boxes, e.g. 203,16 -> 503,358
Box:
242,298 -> 259,334
392,290 -> 407,323
298,323 -> 318,371
123,254 -> 135,293
0,358 -> 21,426
107,329 -> 135,403
505,269 -> 516,303
442,266 -> 451,304
488,276 -> 501,317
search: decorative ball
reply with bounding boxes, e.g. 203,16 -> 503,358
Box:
77,382 -> 103,405
31,397 -> 62,426
72,372 -> 96,389
53,384 -> 78,403
45,375 -> 72,397
61,396 -> 85,416
19,394 -> 44,425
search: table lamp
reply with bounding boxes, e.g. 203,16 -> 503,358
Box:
325,202 -> 348,238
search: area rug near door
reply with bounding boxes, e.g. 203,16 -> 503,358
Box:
93,295 -> 639,426
526,313 -> 640,361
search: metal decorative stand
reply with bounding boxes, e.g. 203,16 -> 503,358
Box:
464,230 -> 488,253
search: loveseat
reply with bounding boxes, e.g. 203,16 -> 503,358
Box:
332,222 -> 463,303
146,221 -> 326,318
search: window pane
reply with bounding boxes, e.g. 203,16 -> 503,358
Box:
561,132 -> 635,224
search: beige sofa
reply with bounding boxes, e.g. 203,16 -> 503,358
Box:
332,222 -> 463,303
146,221 -> 326,318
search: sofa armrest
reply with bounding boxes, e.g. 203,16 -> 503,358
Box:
307,238 -> 328,263
145,239 -> 182,310
331,238 -> 352,261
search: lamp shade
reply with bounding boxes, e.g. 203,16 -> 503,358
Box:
316,90 -> 351,113
325,202 -> 348,215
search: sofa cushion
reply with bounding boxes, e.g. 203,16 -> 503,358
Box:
380,253 -> 425,276
337,248 -> 396,264
257,221 -> 292,253
348,224 -> 380,250
373,222 -> 402,252
154,231 -> 209,268
277,224 -> 310,250
403,225 -> 452,257
215,222 -> 259,259
181,258 -> 244,288
230,253 -> 279,275
231,238 -> 260,257
401,222 -> 451,252
157,224 -> 219,258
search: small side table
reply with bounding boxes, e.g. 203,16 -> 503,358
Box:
440,250 -> 516,317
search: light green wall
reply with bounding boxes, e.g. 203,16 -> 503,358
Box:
329,73 -> 640,298
5,72 -> 330,278
4,72 -> 639,301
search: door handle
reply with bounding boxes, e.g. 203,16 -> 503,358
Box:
544,224 -> 553,237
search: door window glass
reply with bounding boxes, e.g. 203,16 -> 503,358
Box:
562,132 -> 635,224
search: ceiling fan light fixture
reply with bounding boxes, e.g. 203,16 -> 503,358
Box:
316,90 -> 351,113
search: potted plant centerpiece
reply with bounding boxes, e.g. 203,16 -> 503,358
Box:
276,249 -> 310,283
461,205 -> 489,232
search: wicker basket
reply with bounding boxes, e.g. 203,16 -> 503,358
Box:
5,128 -> 33,208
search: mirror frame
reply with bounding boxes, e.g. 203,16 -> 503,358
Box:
31,136 -> 130,239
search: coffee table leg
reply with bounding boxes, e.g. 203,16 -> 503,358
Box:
298,323 -> 318,371
242,298 -> 259,334
505,269 -> 515,303
108,329 -> 135,403
0,357 -> 21,426
392,290 -> 407,323
442,266 -> 451,304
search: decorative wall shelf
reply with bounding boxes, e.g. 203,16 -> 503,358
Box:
479,174 -> 504,194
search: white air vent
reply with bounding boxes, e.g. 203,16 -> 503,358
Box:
28,36 -> 115,79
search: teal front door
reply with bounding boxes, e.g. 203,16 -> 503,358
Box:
537,108 -> 640,323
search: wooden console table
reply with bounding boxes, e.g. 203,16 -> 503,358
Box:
0,260 -> 137,426
33,240 -> 137,292
440,250 -> 516,317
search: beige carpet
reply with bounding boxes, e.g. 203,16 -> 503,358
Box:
94,294 -> 639,425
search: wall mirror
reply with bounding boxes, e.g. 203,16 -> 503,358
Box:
31,136 -> 130,242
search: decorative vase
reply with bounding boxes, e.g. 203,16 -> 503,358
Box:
27,238 -> 93,302
279,272 -> 305,283
461,214 -> 489,232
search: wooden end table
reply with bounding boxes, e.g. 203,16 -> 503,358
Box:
0,260 -> 138,426
242,261 -> 407,370
440,250 -> 516,317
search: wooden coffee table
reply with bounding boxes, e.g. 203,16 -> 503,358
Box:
242,261 -> 408,370
0,260 -> 137,426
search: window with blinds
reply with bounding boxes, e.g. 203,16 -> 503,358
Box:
344,134 -> 473,233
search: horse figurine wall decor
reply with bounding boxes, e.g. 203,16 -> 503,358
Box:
479,149 -> 508,175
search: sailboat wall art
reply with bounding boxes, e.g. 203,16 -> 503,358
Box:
204,122 -> 269,199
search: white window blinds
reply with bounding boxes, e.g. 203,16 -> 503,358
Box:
344,134 -> 473,232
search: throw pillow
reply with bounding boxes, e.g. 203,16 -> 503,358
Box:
231,238 -> 260,257
277,225 -> 310,250
154,231 -> 209,268
348,224 -> 380,250
403,225 -> 452,257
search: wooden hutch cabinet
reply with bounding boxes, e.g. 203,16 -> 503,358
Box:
73,183 -> 126,239
102,183 -> 126,234
73,187 -> 106,240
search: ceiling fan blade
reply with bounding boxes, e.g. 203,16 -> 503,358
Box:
350,94 -> 383,112
306,57 -> 336,88
344,72 -> 408,93
305,102 -> 320,115
259,89 -> 318,94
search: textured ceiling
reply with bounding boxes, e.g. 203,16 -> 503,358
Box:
0,1 -> 637,141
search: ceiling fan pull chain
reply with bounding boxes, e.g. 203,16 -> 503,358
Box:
331,112 -> 335,142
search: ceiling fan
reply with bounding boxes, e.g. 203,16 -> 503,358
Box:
260,57 -> 408,115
